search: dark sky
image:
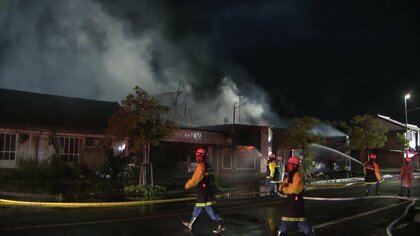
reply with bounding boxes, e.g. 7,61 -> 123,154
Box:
1,0 -> 420,126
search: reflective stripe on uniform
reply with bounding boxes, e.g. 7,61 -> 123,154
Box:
281,216 -> 306,221
195,201 -> 215,207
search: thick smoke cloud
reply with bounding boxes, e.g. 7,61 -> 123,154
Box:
0,0 -> 281,127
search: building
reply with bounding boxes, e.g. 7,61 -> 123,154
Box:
1,88 -> 354,183
373,114 -> 419,169
0,88 -> 119,171
150,124 -> 269,183
0,88 -> 268,183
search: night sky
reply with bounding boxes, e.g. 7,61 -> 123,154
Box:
1,0 -> 420,126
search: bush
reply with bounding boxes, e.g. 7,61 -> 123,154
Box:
14,156 -> 81,180
124,184 -> 166,198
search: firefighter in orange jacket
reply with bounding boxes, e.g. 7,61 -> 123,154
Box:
278,156 -> 315,236
364,153 -> 383,196
182,147 -> 225,234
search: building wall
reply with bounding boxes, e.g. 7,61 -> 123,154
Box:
260,126 -> 269,173
0,128 -> 107,171
2,125 -> 270,183
37,133 -> 55,162
80,148 -> 106,172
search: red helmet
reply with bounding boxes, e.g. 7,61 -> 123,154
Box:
369,153 -> 376,160
195,148 -> 207,162
288,156 -> 300,165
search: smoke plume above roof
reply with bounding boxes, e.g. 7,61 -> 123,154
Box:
0,0 -> 281,126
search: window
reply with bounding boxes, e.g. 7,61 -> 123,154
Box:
54,137 -> 82,162
0,133 -> 17,160
85,137 -> 100,148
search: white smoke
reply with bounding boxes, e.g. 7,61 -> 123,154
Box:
0,0 -> 165,100
183,76 -> 271,126
0,0 -> 280,127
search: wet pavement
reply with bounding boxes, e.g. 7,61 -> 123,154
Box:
0,176 -> 419,236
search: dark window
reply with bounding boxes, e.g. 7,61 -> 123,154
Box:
54,137 -> 82,162
0,133 -> 17,160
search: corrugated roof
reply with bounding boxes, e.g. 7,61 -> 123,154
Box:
0,88 -> 119,133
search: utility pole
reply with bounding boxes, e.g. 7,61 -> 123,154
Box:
233,102 -> 238,124
232,102 -> 238,175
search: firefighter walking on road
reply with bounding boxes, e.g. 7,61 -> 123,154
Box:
364,153 -> 383,196
277,156 -> 315,236
182,147 -> 225,234
399,156 -> 413,198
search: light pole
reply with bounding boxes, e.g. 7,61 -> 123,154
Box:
404,94 -> 411,134
404,94 -> 411,158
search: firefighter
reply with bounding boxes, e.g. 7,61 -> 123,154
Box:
277,156 -> 315,236
182,147 -> 225,234
266,153 -> 277,197
364,153 -> 383,196
399,156 -> 413,198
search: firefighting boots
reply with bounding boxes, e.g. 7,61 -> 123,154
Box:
213,218 -> 225,234
182,217 -> 196,229
399,187 -> 404,197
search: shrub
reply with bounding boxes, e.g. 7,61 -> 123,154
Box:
14,156 -> 81,180
124,184 -> 166,198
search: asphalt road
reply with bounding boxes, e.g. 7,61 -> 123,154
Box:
0,177 -> 419,236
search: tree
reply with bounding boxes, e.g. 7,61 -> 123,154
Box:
105,86 -> 178,185
346,114 -> 388,162
278,116 -> 325,181
395,132 -> 410,157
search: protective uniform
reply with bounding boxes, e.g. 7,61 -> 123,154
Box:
364,153 -> 383,196
266,154 -> 278,196
277,156 -> 315,236
270,158 -> 282,184
399,157 -> 413,197
182,148 -> 225,234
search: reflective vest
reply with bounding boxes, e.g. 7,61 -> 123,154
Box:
266,160 -> 281,183
280,171 -> 306,221
364,160 -> 381,184
185,161 -> 216,206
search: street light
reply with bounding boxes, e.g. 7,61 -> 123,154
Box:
404,94 -> 411,158
404,94 -> 411,133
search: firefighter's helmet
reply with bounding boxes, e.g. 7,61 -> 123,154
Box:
288,156 -> 300,165
369,153 -> 376,160
195,148 -> 207,162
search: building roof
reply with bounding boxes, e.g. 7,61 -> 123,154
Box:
376,114 -> 419,132
0,88 -> 119,133
198,123 -> 267,133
